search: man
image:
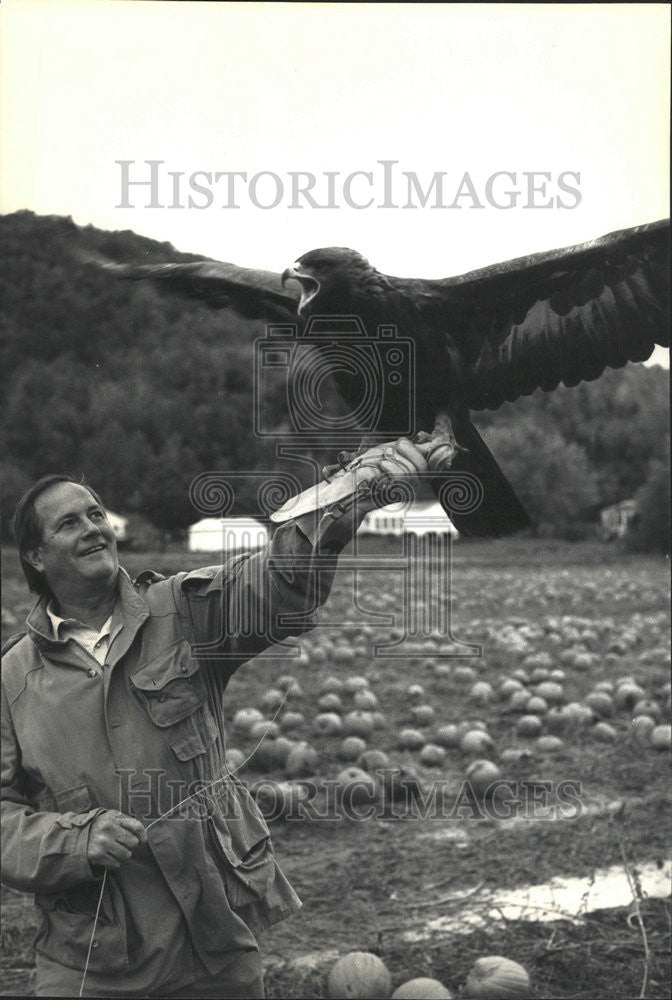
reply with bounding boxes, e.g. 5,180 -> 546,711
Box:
1,439 -> 431,998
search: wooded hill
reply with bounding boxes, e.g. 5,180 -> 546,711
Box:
1,211 -> 668,544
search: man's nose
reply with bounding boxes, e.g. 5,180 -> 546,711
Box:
82,518 -> 104,536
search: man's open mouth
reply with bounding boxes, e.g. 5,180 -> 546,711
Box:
80,544 -> 106,557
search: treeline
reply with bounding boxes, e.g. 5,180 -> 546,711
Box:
1,211 -> 669,549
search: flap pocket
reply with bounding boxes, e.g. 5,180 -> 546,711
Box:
131,641 -> 206,726
169,706 -> 219,761
209,817 -> 275,908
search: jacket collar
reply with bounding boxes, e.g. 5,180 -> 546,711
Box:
26,568 -> 149,659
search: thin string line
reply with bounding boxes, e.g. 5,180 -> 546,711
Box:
79,869 -> 107,998
78,684 -> 292,996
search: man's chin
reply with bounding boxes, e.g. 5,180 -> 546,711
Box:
80,553 -> 119,581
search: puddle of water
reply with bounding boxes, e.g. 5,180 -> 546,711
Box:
422,796 -> 635,841
402,859 -> 672,941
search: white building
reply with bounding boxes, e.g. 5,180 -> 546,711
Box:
105,510 -> 128,542
188,516 -> 269,553
359,500 -> 458,538
600,499 -> 638,540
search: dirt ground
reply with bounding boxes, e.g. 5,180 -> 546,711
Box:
2,538 -> 670,998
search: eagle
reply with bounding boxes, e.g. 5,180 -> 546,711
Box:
92,219 -> 669,535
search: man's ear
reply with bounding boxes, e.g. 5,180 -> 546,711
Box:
23,548 -> 44,573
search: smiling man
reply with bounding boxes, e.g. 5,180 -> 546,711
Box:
1,447 -> 430,998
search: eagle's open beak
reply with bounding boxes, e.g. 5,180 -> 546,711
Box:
282,263 -> 320,315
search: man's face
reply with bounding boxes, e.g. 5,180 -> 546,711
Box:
26,483 -> 119,600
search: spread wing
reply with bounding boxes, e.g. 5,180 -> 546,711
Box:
413,219 -> 669,411
80,252 -> 300,321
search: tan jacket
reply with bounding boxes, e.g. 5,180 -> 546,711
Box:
1,517 -> 346,995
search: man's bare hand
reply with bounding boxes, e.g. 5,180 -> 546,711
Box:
87,810 -> 148,870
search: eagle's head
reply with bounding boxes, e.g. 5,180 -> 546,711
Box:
282,247 -> 375,316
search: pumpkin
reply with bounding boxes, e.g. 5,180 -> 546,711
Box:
534,735 -> 564,753
250,779 -> 309,819
459,729 -> 493,754
285,742 -> 318,778
534,681 -> 564,704
592,721 -> 618,743
470,681 -> 494,704
524,696 -> 548,716
250,720 -> 280,740
320,675 -> 344,694
630,714 -> 656,743
434,724 -> 462,748
398,728 -> 426,750
336,767 -> 378,807
465,759 -> 501,795
279,710 -> 305,733
354,688 -> 379,711
232,707 -> 264,732
498,678 -> 523,698
343,675 -> 370,693
464,955 -> 531,998
327,951 -> 392,999
343,711 -> 375,738
312,712 -> 343,737
453,666 -> 477,684
391,977 -> 452,998
261,687 -> 285,712
224,748 -> 245,772
508,690 -> 531,712
339,736 -> 368,761
585,691 -> 614,718
406,683 -> 426,702
614,683 -> 646,711
515,715 -> 543,738
318,692 -> 344,713
419,743 -> 447,767
411,704 -> 436,727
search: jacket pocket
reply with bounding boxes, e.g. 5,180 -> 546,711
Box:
208,776 -> 276,908
34,876 -> 128,975
131,640 -> 206,726
168,704 -> 219,762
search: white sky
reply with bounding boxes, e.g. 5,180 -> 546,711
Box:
1,1 -> 669,360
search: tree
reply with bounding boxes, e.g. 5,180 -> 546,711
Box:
625,442 -> 671,554
1,463 -> 32,540
480,417 -> 601,537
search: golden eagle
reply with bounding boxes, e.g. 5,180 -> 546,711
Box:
94,219 -> 669,535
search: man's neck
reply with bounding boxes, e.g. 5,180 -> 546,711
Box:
51,580 -> 119,631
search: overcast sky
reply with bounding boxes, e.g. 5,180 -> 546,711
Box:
2,1 -> 669,361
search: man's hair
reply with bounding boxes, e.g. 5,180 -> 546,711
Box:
12,473 -> 104,596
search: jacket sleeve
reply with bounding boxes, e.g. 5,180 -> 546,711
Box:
174,505 -> 364,670
1,681 -> 104,893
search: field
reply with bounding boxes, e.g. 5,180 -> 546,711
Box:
2,537 -> 671,999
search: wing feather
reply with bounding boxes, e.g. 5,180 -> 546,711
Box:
81,254 -> 300,321
421,220 -> 670,410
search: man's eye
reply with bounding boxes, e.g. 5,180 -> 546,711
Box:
91,511 -> 105,520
